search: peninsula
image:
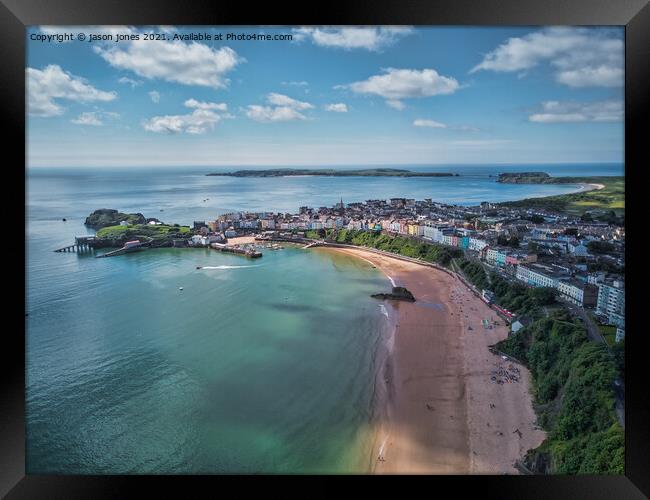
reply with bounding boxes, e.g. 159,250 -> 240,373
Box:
206,168 -> 458,178
496,174 -> 624,219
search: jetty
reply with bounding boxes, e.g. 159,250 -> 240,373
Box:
54,236 -> 97,253
210,243 -> 262,258
96,240 -> 146,258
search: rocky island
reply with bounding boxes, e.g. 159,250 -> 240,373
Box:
84,209 -> 192,248
371,286 -> 416,302
85,209 -> 147,228
206,168 -> 458,178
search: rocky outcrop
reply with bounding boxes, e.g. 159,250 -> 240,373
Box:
84,209 -> 147,228
371,286 -> 416,302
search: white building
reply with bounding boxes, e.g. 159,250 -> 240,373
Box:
469,237 -> 488,252
557,279 -> 599,307
597,280 -> 625,323
516,263 -> 568,289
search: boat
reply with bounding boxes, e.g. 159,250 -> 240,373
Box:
179,287 -> 184,290
196,266 -> 202,269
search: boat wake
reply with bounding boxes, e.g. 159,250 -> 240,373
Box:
198,265 -> 261,270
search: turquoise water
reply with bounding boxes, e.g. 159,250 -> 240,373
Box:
27,246 -> 388,473
25,163 -> 622,473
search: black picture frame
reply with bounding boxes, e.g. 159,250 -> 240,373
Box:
3,0 -> 648,497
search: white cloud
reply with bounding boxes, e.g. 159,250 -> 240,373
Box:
70,110 -> 120,126
245,105 -> 307,123
386,99 -> 405,110
27,64 -> 117,117
149,90 -> 160,103
324,103 -> 348,113
555,66 -> 623,88
529,100 -> 623,123
413,119 -> 446,128
118,76 -> 143,88
71,112 -> 103,126
293,27 -> 414,51
245,93 -> 314,122
94,40 -> 243,89
143,97 -> 233,133
344,68 -> 459,109
143,109 -> 221,134
266,93 -> 313,110
471,27 -> 623,88
184,98 -> 227,111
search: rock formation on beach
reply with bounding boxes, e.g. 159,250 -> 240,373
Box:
371,286 -> 416,302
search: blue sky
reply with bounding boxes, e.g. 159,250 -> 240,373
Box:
27,26 -> 624,167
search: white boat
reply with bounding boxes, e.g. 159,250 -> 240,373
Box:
179,287 -> 184,290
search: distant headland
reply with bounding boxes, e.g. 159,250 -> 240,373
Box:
206,168 -> 458,178
496,172 -> 553,184
495,172 -> 608,185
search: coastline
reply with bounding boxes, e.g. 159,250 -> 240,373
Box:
317,246 -> 546,474
577,182 -> 606,192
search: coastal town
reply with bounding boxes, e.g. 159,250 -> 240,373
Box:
179,190 -> 624,344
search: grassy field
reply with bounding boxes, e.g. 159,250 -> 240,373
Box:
96,224 -> 191,239
500,176 -> 624,217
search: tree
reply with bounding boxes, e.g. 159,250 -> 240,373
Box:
587,240 -> 615,254
530,287 -> 557,306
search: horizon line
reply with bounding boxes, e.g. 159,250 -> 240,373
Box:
27,161 -> 625,169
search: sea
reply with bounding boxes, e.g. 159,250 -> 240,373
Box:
25,163 -> 623,473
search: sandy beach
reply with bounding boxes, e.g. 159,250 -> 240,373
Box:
318,247 -> 545,474
579,183 -> 606,192
226,235 -> 258,245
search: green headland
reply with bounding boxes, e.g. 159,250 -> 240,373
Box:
206,168 -> 458,177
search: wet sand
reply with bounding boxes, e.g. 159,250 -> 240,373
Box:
318,247 -> 546,474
